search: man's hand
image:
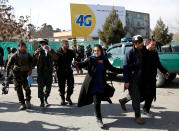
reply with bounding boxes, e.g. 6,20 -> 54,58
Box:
165,72 -> 170,79
45,45 -> 50,51
125,82 -> 130,89
28,71 -> 32,76
73,61 -> 78,66
5,77 -> 8,81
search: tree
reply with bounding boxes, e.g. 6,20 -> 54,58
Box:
36,23 -> 54,38
153,18 -> 173,45
173,10 -> 179,41
54,28 -> 61,32
98,7 -> 125,47
0,0 -> 31,41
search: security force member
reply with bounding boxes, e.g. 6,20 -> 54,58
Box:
6,42 -> 33,110
56,40 -> 76,105
33,39 -> 58,107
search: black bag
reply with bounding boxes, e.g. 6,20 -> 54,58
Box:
105,81 -> 115,97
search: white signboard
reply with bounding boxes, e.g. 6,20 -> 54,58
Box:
70,4 -> 126,37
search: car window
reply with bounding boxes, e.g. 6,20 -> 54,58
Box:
108,46 -> 122,56
125,46 -> 133,54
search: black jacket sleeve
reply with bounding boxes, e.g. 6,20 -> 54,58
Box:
156,52 -> 168,74
105,59 -> 122,74
77,58 -> 89,69
123,50 -> 131,83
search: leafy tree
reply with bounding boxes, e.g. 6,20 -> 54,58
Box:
98,7 -> 125,48
0,0 -> 31,41
38,23 -> 53,38
153,18 -> 173,44
54,28 -> 61,32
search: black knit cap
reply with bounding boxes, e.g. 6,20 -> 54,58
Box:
40,39 -> 49,44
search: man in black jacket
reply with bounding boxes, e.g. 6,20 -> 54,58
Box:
56,40 -> 76,105
141,38 -> 169,116
122,35 -> 144,124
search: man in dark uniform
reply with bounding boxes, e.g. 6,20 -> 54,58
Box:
56,40 -> 76,105
33,39 -> 58,107
4,48 -> 17,84
6,42 -> 33,110
122,35 -> 144,124
141,38 -> 169,116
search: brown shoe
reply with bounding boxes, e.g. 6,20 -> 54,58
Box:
135,117 -> 145,125
119,99 -> 127,111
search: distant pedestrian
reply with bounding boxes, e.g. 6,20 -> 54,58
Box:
85,45 -> 92,58
7,47 -> 11,54
76,45 -> 84,74
0,46 -> 4,78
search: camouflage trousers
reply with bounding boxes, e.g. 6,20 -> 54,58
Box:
13,71 -> 31,105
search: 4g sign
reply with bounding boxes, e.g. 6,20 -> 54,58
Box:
76,15 -> 92,27
70,4 -> 96,37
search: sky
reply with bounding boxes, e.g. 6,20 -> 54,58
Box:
9,0 -> 179,33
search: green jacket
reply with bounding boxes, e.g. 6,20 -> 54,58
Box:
33,47 -> 58,74
6,51 -> 33,77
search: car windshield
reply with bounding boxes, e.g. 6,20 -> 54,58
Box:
108,46 -> 122,57
125,45 -> 133,54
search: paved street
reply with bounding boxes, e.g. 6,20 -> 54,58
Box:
0,71 -> 179,131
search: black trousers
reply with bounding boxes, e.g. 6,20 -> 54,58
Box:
14,71 -> 31,105
121,85 -> 155,114
141,84 -> 156,113
57,71 -> 74,98
37,71 -> 52,99
93,93 -> 102,119
128,82 -> 141,118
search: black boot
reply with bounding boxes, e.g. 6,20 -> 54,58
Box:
107,98 -> 113,104
40,98 -> 45,108
19,104 -> 26,110
66,96 -> 73,105
45,96 -> 49,105
61,96 -> 66,105
96,117 -> 104,128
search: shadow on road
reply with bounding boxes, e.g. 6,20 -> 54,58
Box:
0,121 -> 80,131
162,77 -> 179,89
105,110 -> 179,131
1,101 -> 179,130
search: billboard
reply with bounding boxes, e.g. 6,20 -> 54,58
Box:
70,4 -> 126,37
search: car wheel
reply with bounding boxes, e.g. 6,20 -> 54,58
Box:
167,73 -> 176,82
156,69 -> 166,88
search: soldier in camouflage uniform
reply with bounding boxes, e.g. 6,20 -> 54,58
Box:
6,42 -> 33,110
33,39 -> 58,107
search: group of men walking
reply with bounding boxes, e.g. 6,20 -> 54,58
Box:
5,39 -> 76,110
4,35 -> 169,125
